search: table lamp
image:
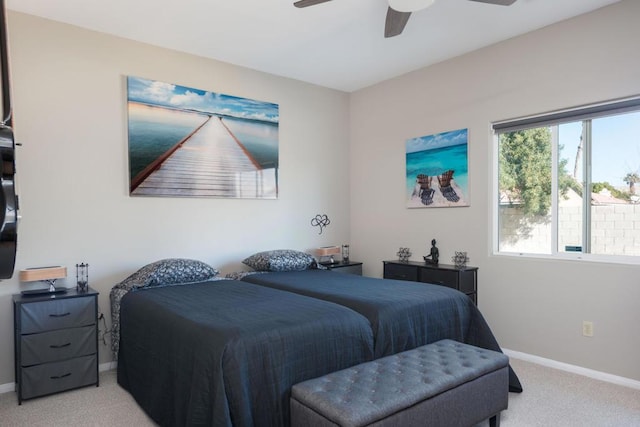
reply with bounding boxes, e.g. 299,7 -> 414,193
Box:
316,246 -> 341,264
19,266 -> 68,295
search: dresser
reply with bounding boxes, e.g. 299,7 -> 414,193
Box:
383,261 -> 478,304
13,288 -> 99,404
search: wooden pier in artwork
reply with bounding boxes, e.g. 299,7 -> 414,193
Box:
130,116 -> 277,198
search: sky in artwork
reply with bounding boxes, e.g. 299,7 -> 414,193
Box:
405,128 -> 468,154
127,76 -> 279,124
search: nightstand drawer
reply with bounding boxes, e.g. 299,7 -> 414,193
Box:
419,269 -> 458,288
21,354 -> 97,400
321,261 -> 364,276
21,325 -> 96,366
329,264 -> 363,275
383,263 -> 418,281
20,298 -> 95,334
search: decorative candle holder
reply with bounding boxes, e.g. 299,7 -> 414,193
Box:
342,244 -> 350,262
397,247 -> 412,262
76,263 -> 89,292
452,252 -> 469,268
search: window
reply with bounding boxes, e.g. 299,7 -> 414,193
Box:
494,97 -> 640,262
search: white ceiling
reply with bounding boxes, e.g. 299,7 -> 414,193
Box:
7,0 -> 621,92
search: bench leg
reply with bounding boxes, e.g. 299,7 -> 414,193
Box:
489,413 -> 501,427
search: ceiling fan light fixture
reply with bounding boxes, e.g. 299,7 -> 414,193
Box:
388,0 -> 435,13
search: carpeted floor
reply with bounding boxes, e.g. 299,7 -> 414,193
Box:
1,358 -> 639,426
0,369 -> 156,427
491,359 -> 640,427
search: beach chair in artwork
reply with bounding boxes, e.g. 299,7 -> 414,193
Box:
438,170 -> 460,203
416,174 -> 435,205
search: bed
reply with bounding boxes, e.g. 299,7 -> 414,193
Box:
112,255 -> 522,426
241,268 -> 523,393
111,260 -> 374,427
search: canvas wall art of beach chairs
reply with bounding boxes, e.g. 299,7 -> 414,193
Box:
405,128 -> 469,208
127,76 -> 279,199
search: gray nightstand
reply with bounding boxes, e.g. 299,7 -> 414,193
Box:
13,287 -> 99,404
321,261 -> 363,275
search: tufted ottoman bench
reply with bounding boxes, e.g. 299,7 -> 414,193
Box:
290,339 -> 509,427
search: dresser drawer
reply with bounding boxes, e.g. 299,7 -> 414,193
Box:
382,261 -> 478,306
20,354 -> 97,400
20,297 -> 95,334
21,325 -> 96,366
383,263 -> 418,281
419,269 -> 458,289
457,270 -> 477,294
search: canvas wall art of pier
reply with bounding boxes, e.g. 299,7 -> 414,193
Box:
127,76 -> 279,199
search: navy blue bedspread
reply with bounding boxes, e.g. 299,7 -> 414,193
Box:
117,280 -> 374,427
242,270 -> 522,393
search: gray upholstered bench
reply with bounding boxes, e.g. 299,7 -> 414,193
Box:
290,339 -> 509,427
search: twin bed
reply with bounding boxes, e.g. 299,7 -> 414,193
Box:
111,254 -> 522,427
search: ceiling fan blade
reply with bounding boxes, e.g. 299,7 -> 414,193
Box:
385,7 -> 411,38
468,0 -> 517,5
294,0 -> 333,8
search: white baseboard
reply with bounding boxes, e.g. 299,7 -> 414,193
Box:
2,352 -> 638,394
0,361 -> 118,395
504,348 -> 640,391
0,381 -> 13,394
99,361 -> 117,372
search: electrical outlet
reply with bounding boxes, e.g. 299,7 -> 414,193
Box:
582,321 -> 594,337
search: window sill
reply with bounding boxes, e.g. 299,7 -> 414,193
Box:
492,251 -> 640,266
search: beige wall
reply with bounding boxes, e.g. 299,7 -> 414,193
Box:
350,0 -> 640,382
0,12 -> 352,385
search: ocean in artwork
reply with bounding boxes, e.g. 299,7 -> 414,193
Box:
128,103 -> 209,181
128,103 -> 279,181
222,116 -> 279,170
405,128 -> 469,207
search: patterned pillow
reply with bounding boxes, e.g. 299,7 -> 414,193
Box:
116,258 -> 219,289
242,249 -> 316,272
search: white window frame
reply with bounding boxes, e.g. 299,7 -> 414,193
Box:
491,96 -> 640,266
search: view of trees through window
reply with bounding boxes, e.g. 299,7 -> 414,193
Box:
497,110 -> 640,259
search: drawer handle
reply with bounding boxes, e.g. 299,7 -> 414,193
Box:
49,312 -> 71,318
50,342 -> 71,349
50,373 -> 72,380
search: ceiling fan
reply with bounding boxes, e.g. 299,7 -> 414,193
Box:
294,0 -> 517,38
